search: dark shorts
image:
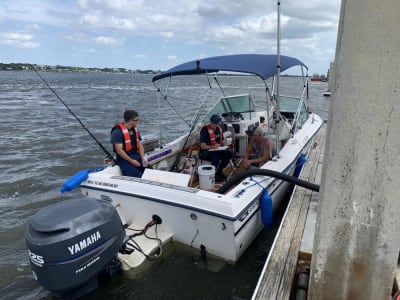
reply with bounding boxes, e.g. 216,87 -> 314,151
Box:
118,152 -> 144,177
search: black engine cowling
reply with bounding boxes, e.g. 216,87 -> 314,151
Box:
25,197 -> 125,297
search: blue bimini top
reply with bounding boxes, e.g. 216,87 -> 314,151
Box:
152,54 -> 307,82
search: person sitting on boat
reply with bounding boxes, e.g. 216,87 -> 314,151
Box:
199,114 -> 233,182
111,110 -> 148,177
243,127 -> 276,169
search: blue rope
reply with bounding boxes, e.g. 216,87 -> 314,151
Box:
236,176 -> 270,196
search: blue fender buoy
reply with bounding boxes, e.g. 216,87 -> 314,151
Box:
60,169 -> 90,193
260,189 -> 273,226
294,153 -> 307,178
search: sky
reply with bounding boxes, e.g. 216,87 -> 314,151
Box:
0,0 -> 341,75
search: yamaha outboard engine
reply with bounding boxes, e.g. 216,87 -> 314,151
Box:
25,198 -> 125,298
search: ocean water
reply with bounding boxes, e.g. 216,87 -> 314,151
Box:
0,71 -> 329,299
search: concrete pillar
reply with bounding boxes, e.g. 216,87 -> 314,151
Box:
309,0 -> 400,299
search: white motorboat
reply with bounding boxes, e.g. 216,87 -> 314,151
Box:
61,54 -> 324,268
323,89 -> 331,97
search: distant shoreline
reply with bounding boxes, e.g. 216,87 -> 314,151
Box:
0,63 -> 159,74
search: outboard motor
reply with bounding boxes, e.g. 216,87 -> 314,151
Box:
25,198 -> 125,298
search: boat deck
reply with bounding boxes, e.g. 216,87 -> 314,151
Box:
188,158 -> 246,191
251,124 -> 326,299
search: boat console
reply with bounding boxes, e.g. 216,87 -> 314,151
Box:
222,115 -> 261,157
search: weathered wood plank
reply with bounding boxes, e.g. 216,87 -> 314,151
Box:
277,186 -> 312,299
299,134 -> 325,261
253,125 -> 326,300
277,134 -> 325,298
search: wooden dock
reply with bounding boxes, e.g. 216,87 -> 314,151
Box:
252,124 -> 326,299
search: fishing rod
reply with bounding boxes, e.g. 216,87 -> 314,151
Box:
168,103 -> 204,172
31,65 -> 117,165
168,87 -> 211,172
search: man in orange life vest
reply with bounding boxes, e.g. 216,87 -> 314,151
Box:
199,114 -> 232,182
111,110 -> 148,177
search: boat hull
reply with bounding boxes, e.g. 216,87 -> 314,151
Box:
80,171 -> 292,263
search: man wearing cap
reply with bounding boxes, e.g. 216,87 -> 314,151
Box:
199,114 -> 232,182
243,126 -> 276,169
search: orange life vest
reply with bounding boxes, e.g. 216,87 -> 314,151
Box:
205,124 -> 223,145
113,123 -> 140,153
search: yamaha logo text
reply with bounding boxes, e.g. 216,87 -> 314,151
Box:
68,231 -> 101,255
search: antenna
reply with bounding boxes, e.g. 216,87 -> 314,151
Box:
276,0 -> 281,157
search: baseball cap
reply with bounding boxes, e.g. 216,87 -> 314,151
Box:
210,114 -> 222,124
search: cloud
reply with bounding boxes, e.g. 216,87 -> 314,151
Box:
0,32 -> 40,48
79,14 -> 138,31
79,14 -> 100,26
197,0 -> 269,18
77,0 -> 145,15
65,33 -> 87,42
204,13 -> 279,41
159,32 -> 174,39
25,23 -> 41,31
92,36 -> 124,45
0,1 -> 76,26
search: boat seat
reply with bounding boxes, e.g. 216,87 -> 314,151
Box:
279,120 -> 291,141
142,169 -> 191,187
265,119 -> 291,142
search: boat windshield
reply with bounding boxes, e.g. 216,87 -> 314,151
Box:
204,94 -> 256,121
280,96 -> 308,126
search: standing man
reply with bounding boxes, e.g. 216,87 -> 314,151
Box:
199,114 -> 232,182
111,110 -> 148,177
